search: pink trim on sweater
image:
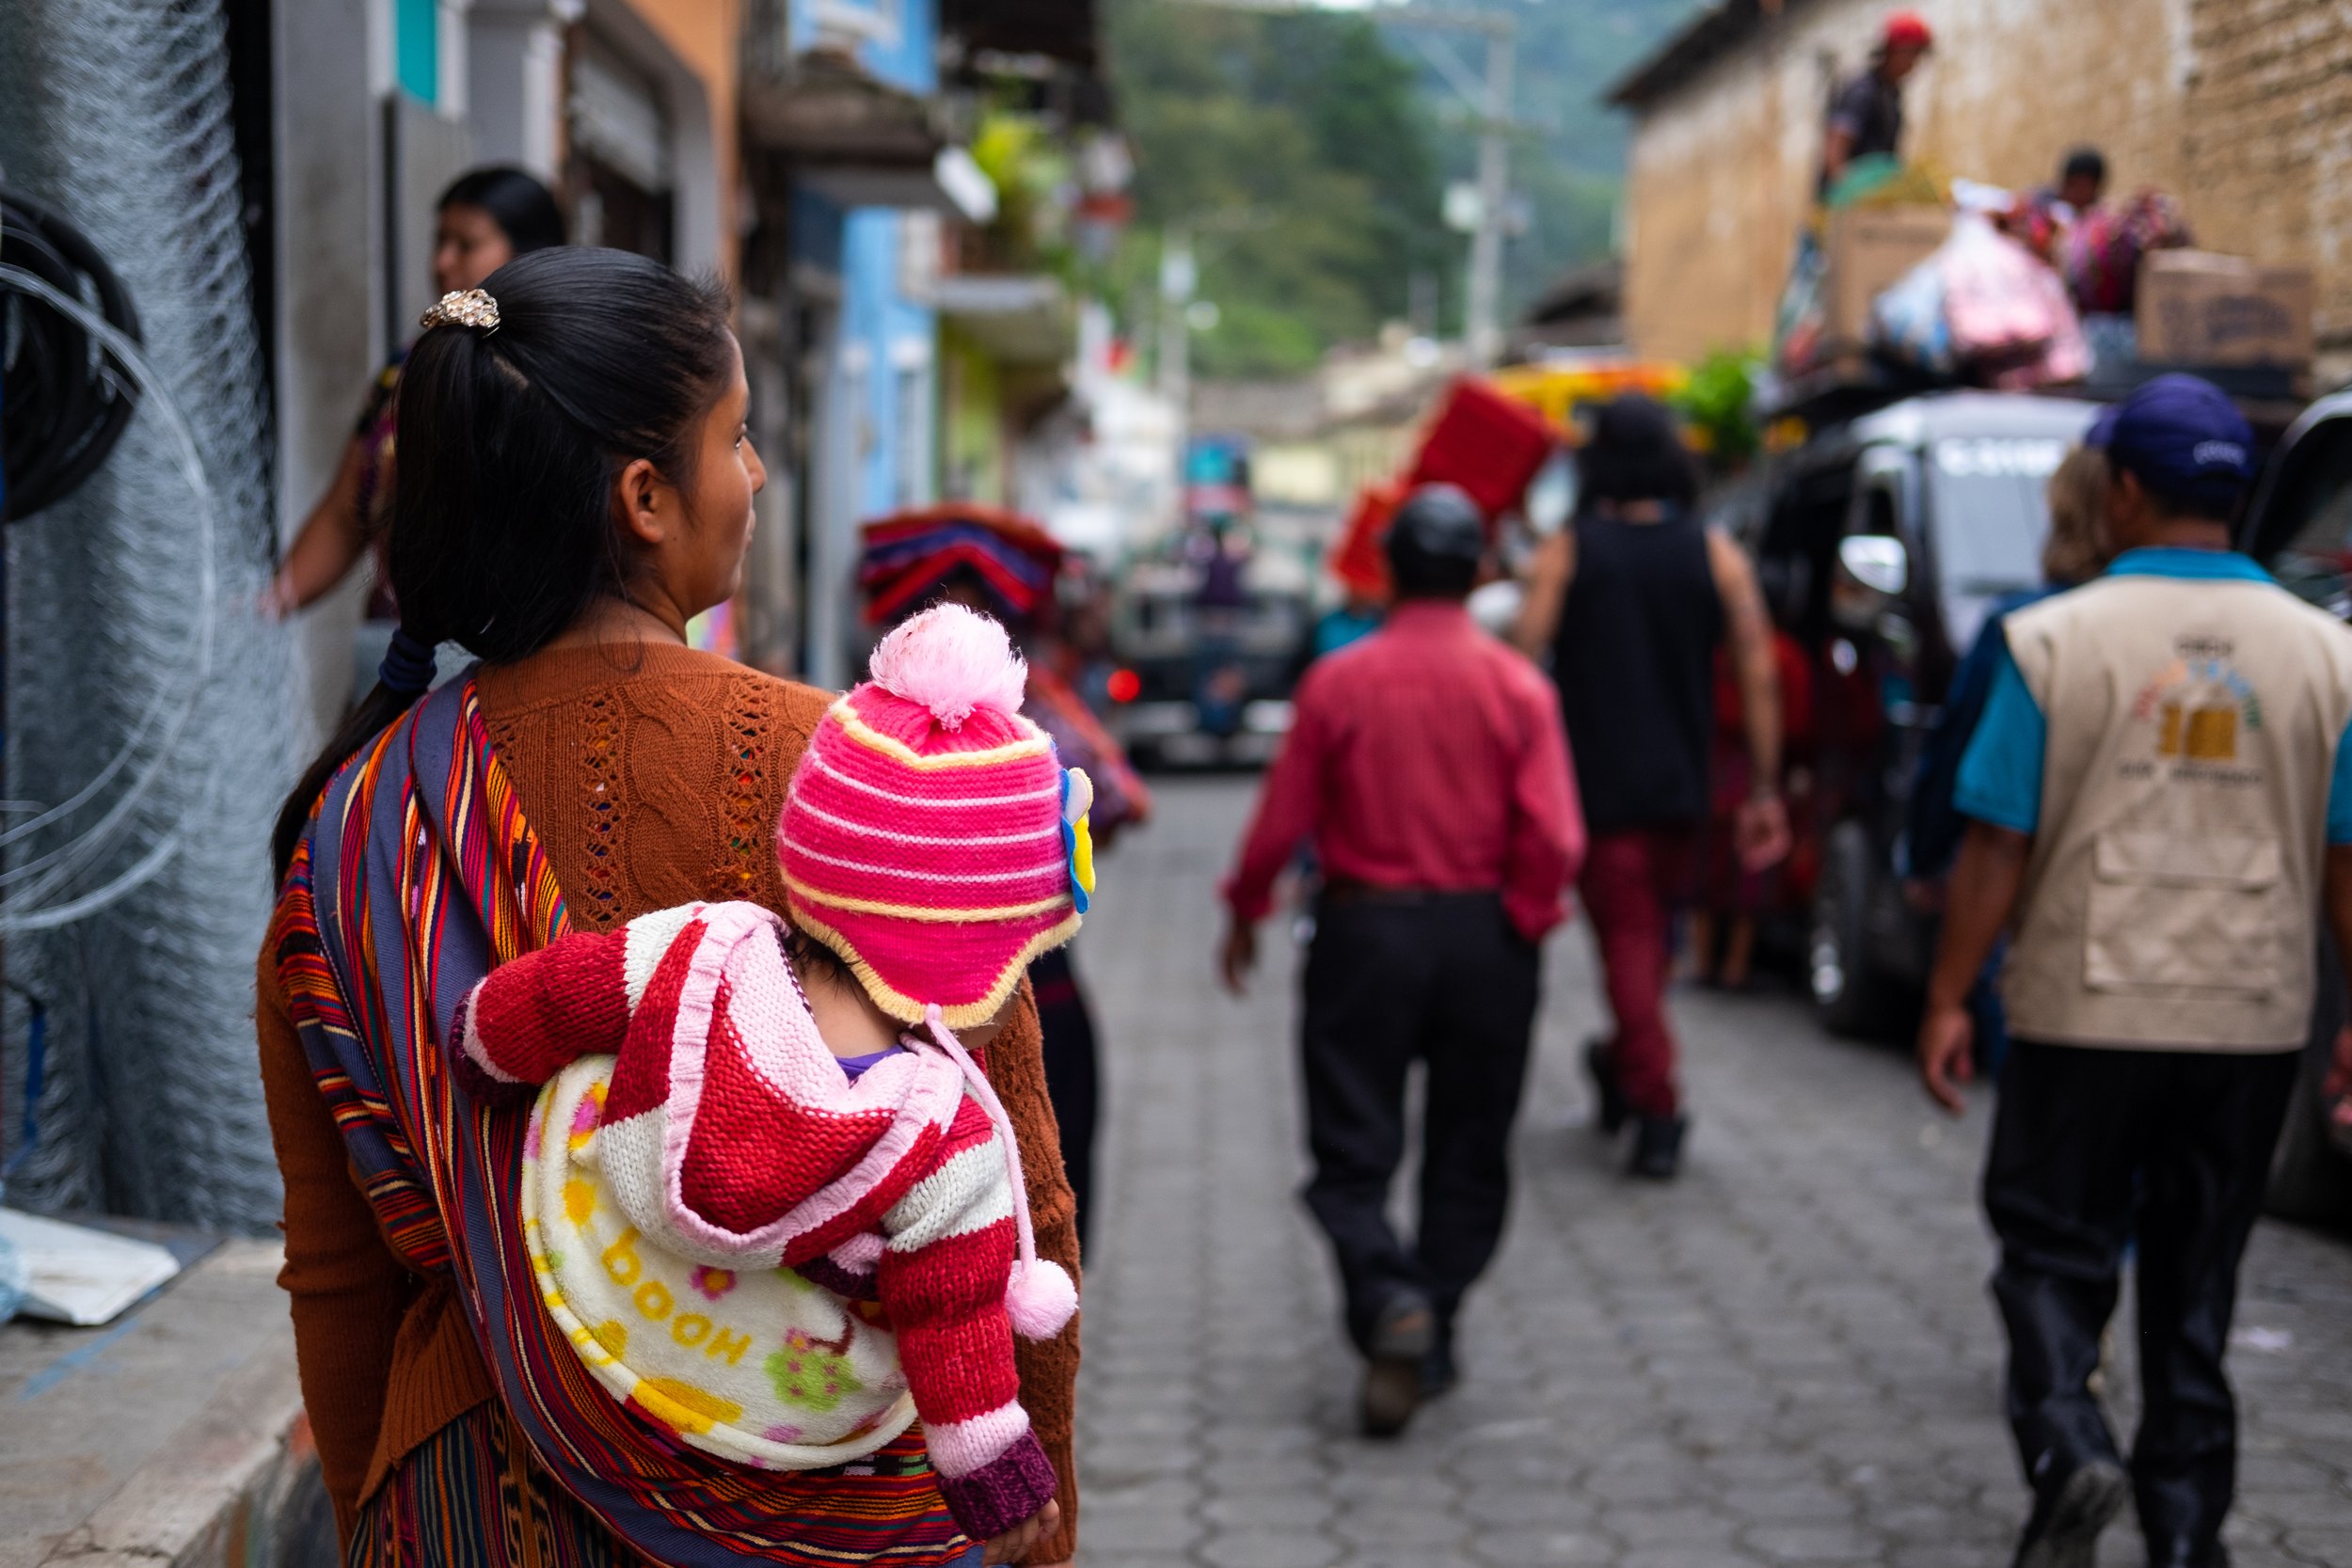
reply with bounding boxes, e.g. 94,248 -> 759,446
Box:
922,1400 -> 1033,1477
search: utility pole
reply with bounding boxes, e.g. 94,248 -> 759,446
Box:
1159,229 -> 1196,538
1464,22 -> 1514,369
1374,7 -> 1521,367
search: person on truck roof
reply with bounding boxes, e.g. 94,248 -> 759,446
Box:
1820,11 -> 1933,196
1918,374 -> 2352,1568
2049,146 -> 2108,220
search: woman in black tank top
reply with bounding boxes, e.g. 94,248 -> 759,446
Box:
1510,395 -> 1788,1180
1550,505 -> 1722,835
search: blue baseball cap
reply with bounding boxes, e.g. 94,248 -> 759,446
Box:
2088,373 -> 2255,506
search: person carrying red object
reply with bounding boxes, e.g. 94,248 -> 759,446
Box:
1406,378 -> 1557,522
1513,395 -> 1789,1180
1219,483 -> 1582,1440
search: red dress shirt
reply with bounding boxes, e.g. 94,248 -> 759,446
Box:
1223,600 -> 1585,942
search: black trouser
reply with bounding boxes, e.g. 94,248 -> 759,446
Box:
1299,891 -> 1541,1355
1985,1038 -> 2298,1559
1031,943 -> 1099,1254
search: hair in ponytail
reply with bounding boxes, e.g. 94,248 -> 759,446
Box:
271,247 -> 735,879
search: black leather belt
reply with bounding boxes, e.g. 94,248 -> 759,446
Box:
1319,879 -> 1499,910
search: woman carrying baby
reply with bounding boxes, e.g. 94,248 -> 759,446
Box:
256,249 -> 1081,1566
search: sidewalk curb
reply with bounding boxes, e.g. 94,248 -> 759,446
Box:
15,1242 -> 333,1568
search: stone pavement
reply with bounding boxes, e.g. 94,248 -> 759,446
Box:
1072,779 -> 2352,1568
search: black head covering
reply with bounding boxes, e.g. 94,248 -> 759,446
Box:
1385,483 -> 1486,595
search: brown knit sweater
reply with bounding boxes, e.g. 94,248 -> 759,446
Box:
254,641 -> 1082,1560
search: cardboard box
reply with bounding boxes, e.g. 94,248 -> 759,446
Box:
1824,205 -> 1951,353
2137,250 -> 2314,369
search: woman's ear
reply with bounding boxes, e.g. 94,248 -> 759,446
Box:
613,456 -> 667,546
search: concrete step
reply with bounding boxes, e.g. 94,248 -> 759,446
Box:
0,1239 -> 331,1568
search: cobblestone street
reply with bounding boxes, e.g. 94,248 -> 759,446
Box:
1073,779 -> 2352,1568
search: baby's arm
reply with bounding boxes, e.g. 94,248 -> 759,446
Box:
876,1093 -> 1058,1543
453,903 -> 706,1101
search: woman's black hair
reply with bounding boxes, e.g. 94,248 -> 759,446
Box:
271,247 -> 736,879
437,166 -> 567,255
1576,393 -> 1701,514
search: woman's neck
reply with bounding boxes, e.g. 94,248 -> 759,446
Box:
1596,499 -> 1670,524
542,594 -> 691,653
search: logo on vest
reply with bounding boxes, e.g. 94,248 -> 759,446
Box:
2124,638 -> 2265,780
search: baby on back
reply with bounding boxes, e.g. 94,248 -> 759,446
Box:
451,605 -> 1091,1548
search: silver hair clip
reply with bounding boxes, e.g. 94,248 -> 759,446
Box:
421,287 -> 500,334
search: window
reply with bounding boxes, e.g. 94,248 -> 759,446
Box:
894,362 -> 932,509
1925,436 -> 2068,649
2263,420 -> 2352,613
568,38 -> 674,262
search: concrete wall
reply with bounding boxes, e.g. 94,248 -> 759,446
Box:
625,0 -> 739,275
1620,0 -> 2236,367
277,0 -> 387,736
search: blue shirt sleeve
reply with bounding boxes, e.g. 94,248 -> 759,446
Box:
1904,610 -> 2013,879
1955,638 -> 2045,835
2328,715 -> 2352,845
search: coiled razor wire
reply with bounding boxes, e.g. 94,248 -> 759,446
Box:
0,0 -> 308,1230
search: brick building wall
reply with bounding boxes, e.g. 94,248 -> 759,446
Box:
2178,0 -> 2352,377
1617,0 -> 2352,381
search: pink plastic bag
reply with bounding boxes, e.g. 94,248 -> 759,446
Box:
1935,214 -> 2089,387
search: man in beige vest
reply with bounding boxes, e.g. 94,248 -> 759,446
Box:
1917,375 -> 2352,1568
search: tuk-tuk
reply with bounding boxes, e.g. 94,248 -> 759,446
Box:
2234,388 -> 2352,1219
1736,391 -> 2101,1036
1104,550 -> 1311,768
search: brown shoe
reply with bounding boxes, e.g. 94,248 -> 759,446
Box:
1359,1292 -> 1436,1437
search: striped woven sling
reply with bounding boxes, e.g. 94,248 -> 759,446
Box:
271,676 -> 973,1565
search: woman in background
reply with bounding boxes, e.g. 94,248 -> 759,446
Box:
266,167 -> 564,632
1687,629 -> 1813,989
1903,442 -> 2113,1073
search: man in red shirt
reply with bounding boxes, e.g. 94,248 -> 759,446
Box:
1219,483 -> 1583,1437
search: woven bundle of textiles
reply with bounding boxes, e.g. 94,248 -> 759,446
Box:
859,506 -> 1063,626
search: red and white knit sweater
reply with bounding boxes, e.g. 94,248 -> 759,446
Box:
453,900 -> 1074,1540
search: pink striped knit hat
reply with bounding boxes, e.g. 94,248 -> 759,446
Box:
781,604 -> 1093,1028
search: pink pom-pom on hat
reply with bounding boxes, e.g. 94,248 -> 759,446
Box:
867,604 -> 1029,730
780,604 -> 1083,1029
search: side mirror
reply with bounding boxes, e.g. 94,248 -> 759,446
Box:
1832,534 -> 1909,632
1838,533 -> 1909,595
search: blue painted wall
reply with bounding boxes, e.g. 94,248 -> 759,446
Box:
790,0 -> 940,520
393,0 -> 438,103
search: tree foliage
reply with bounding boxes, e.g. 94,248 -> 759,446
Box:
1108,0 -> 1452,376
1106,0 -> 1704,371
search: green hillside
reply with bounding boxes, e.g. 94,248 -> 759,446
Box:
1107,0 -> 1701,375
1410,0 -> 1703,312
